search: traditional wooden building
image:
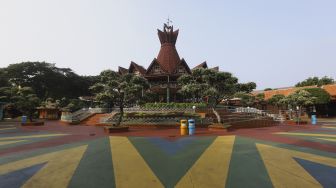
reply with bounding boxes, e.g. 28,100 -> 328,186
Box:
118,22 -> 219,102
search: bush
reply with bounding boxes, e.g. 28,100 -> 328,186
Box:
142,102 -> 207,109
123,112 -> 200,118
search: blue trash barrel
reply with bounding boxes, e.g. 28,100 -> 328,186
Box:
188,119 -> 195,136
21,116 -> 27,123
189,128 -> 195,135
311,115 -> 317,125
188,119 -> 195,128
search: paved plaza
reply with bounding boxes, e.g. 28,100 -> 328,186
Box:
0,121 -> 336,188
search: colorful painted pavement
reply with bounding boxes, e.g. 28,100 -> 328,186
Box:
0,120 -> 336,188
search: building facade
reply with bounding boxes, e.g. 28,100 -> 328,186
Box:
118,23 -> 218,102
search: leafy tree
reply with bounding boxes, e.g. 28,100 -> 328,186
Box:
236,82 -> 257,93
234,92 -> 255,107
4,62 -> 96,100
303,88 -> 330,105
287,90 -> 316,111
267,94 -> 286,109
91,70 -> 149,126
63,99 -> 86,112
264,88 -> 272,91
177,68 -> 210,102
178,69 -> 241,123
318,76 -> 335,86
255,93 -> 266,109
295,76 -> 334,87
0,68 -> 9,87
0,86 -> 40,121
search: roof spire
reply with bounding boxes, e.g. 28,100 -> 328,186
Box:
166,16 -> 172,27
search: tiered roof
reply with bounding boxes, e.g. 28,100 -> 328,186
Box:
119,22 -> 218,76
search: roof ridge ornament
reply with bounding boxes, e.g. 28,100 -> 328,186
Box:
164,17 -> 173,32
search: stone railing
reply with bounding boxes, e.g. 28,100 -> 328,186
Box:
61,108 -> 109,123
101,116 -> 213,125
111,107 -> 195,113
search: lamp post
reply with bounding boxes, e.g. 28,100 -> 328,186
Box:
192,105 -> 196,113
296,106 -> 300,125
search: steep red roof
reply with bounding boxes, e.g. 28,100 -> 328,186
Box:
211,66 -> 219,72
118,66 -> 128,75
129,61 -> 146,75
193,62 -> 208,70
155,24 -> 181,74
156,43 -> 181,74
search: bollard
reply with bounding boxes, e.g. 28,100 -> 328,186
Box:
188,119 -> 195,135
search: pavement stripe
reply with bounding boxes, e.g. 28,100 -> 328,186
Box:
322,126 -> 336,129
295,158 -> 336,188
0,140 -> 26,146
275,132 -> 336,138
129,136 -> 215,187
0,133 -> 68,141
0,163 -> 46,188
225,136 -> 273,188
317,138 -> 336,142
0,128 -> 16,131
147,137 -> 195,155
256,143 -> 336,188
110,136 -> 163,188
0,145 -> 87,188
69,137 -> 115,188
175,136 -> 235,188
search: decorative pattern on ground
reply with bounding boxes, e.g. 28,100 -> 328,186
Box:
0,121 -> 336,188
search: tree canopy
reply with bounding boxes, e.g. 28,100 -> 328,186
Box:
91,70 -> 149,126
1,62 -> 98,100
287,90 -> 316,109
303,88 -> 330,105
295,76 -> 334,87
178,68 -> 256,123
0,86 -> 40,121
267,94 -> 287,109
234,92 -> 255,107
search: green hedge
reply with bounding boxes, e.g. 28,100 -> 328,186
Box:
124,112 -> 200,118
142,102 -> 207,109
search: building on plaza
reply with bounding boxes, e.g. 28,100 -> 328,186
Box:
117,22 -> 219,102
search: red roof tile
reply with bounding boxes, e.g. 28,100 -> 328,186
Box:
129,61 -> 146,75
155,24 -> 182,74
118,66 -> 128,75
260,84 -> 336,100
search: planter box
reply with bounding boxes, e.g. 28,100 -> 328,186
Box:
208,123 -> 230,131
21,121 -> 44,126
104,126 -> 129,133
285,120 -> 308,125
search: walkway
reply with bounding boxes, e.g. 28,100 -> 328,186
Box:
0,120 -> 336,188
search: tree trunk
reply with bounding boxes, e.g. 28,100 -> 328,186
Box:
212,107 -> 221,123
28,112 -> 33,122
116,105 -> 123,126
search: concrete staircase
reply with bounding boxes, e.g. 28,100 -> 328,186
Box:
81,113 -> 110,126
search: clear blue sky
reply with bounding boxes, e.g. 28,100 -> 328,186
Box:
1,0 -> 335,89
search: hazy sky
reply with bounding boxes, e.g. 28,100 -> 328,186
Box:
1,0 -> 335,89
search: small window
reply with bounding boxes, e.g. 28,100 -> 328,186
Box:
178,65 -> 185,73
152,65 -> 161,74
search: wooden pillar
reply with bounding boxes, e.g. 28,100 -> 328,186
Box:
166,76 -> 170,103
